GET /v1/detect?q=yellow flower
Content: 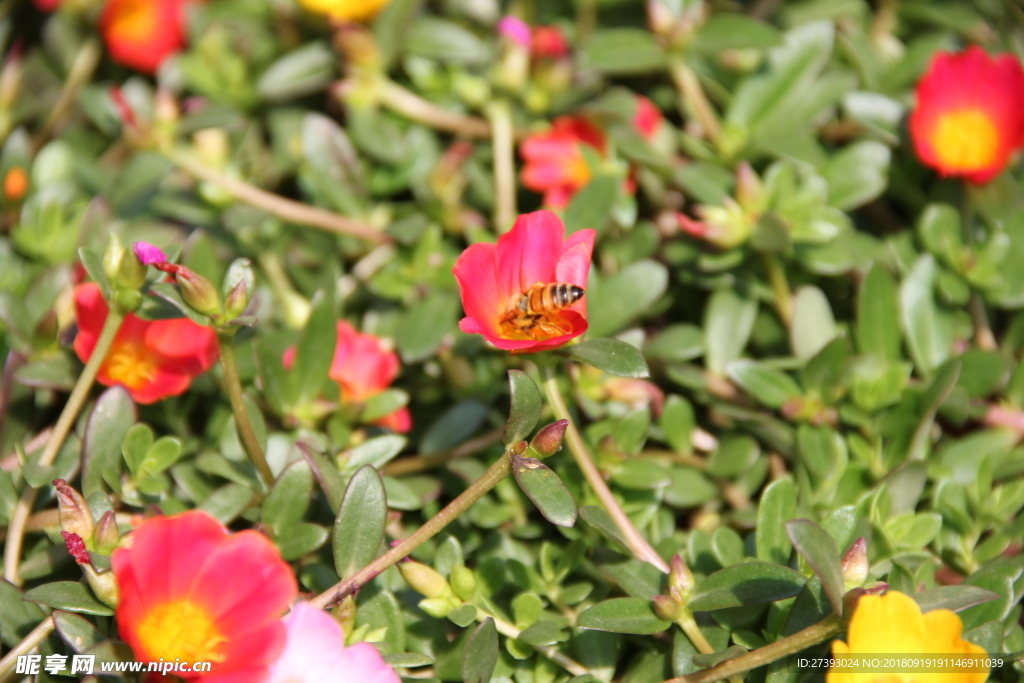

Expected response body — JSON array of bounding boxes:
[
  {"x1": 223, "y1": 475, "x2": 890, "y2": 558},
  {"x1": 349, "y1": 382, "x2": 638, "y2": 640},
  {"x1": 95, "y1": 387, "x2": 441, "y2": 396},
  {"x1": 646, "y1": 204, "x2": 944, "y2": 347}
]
[
  {"x1": 828, "y1": 591, "x2": 989, "y2": 683},
  {"x1": 295, "y1": 0, "x2": 389, "y2": 21}
]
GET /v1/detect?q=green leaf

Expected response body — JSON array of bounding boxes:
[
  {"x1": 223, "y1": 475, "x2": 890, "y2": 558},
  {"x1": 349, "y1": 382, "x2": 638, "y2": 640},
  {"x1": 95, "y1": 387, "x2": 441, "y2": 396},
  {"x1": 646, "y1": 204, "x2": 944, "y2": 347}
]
[
  {"x1": 705, "y1": 289, "x2": 757, "y2": 375},
  {"x1": 277, "y1": 522, "x2": 329, "y2": 561},
  {"x1": 518, "y1": 620, "x2": 567, "y2": 645},
  {"x1": 563, "y1": 339, "x2": 650, "y2": 378},
  {"x1": 374, "y1": 0, "x2": 421, "y2": 68},
  {"x1": 578, "y1": 598, "x2": 672, "y2": 634},
  {"x1": 917, "y1": 204, "x2": 963, "y2": 267},
  {"x1": 138, "y1": 437, "x2": 182, "y2": 477},
  {"x1": 78, "y1": 247, "x2": 111, "y2": 300},
  {"x1": 121, "y1": 424, "x2": 154, "y2": 476},
  {"x1": 912, "y1": 586, "x2": 1000, "y2": 613},
  {"x1": 586, "y1": 260, "x2": 669, "y2": 338},
  {"x1": 421, "y1": 400, "x2": 489, "y2": 454},
  {"x1": 907, "y1": 360, "x2": 961, "y2": 462},
  {"x1": 299, "y1": 441, "x2": 346, "y2": 512},
  {"x1": 791, "y1": 286, "x2": 837, "y2": 361},
  {"x1": 582, "y1": 29, "x2": 667, "y2": 75},
  {"x1": 596, "y1": 551, "x2": 664, "y2": 599},
  {"x1": 396, "y1": 291, "x2": 459, "y2": 363},
  {"x1": 645, "y1": 324, "x2": 704, "y2": 363},
  {"x1": 661, "y1": 395, "x2": 695, "y2": 454},
  {"x1": 580, "y1": 505, "x2": 631, "y2": 552},
  {"x1": 0, "y1": 580, "x2": 46, "y2": 647},
  {"x1": 384, "y1": 653, "x2": 434, "y2": 668},
  {"x1": 53, "y1": 610, "x2": 105, "y2": 653},
  {"x1": 688, "y1": 562, "x2": 806, "y2": 611},
  {"x1": 611, "y1": 460, "x2": 671, "y2": 490},
  {"x1": 262, "y1": 460, "x2": 314, "y2": 529},
  {"x1": 148, "y1": 282, "x2": 211, "y2": 326},
  {"x1": 690, "y1": 14, "x2": 784, "y2": 52},
  {"x1": 333, "y1": 465, "x2": 387, "y2": 579},
  {"x1": 462, "y1": 618, "x2": 499, "y2": 683},
  {"x1": 786, "y1": 519, "x2": 844, "y2": 615},
  {"x1": 83, "y1": 386, "x2": 136, "y2": 496},
  {"x1": 257, "y1": 42, "x2": 336, "y2": 103},
  {"x1": 347, "y1": 435, "x2": 407, "y2": 470},
  {"x1": 406, "y1": 16, "x2": 492, "y2": 65},
  {"x1": 900, "y1": 255, "x2": 951, "y2": 376},
  {"x1": 14, "y1": 355, "x2": 77, "y2": 391},
  {"x1": 822, "y1": 141, "x2": 891, "y2": 211},
  {"x1": 565, "y1": 176, "x2": 620, "y2": 236},
  {"x1": 291, "y1": 290, "x2": 336, "y2": 404},
  {"x1": 448, "y1": 604, "x2": 478, "y2": 628},
  {"x1": 361, "y1": 390, "x2": 410, "y2": 423},
  {"x1": 757, "y1": 479, "x2": 796, "y2": 565},
  {"x1": 726, "y1": 360, "x2": 802, "y2": 409},
  {"x1": 197, "y1": 483, "x2": 254, "y2": 524},
  {"x1": 512, "y1": 453, "x2": 578, "y2": 527},
  {"x1": 22, "y1": 581, "x2": 113, "y2": 616},
  {"x1": 707, "y1": 436, "x2": 760, "y2": 479},
  {"x1": 504, "y1": 370, "x2": 543, "y2": 445}
]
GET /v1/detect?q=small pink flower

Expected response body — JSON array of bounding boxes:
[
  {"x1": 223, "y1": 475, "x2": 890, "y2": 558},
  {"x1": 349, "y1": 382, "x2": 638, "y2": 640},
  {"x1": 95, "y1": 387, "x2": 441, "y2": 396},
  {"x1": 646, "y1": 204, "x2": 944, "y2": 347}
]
[
  {"x1": 634, "y1": 96, "x2": 663, "y2": 140},
  {"x1": 520, "y1": 117, "x2": 607, "y2": 208},
  {"x1": 497, "y1": 15, "x2": 532, "y2": 47},
  {"x1": 132, "y1": 241, "x2": 168, "y2": 266},
  {"x1": 266, "y1": 602, "x2": 400, "y2": 683},
  {"x1": 453, "y1": 211, "x2": 595, "y2": 353}
]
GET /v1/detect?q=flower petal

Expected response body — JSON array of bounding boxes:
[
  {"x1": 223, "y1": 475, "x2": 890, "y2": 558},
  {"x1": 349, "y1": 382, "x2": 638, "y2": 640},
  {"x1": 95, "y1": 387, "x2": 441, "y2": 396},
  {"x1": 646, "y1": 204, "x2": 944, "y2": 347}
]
[
  {"x1": 495, "y1": 211, "x2": 564, "y2": 301},
  {"x1": 453, "y1": 241, "x2": 504, "y2": 326}
]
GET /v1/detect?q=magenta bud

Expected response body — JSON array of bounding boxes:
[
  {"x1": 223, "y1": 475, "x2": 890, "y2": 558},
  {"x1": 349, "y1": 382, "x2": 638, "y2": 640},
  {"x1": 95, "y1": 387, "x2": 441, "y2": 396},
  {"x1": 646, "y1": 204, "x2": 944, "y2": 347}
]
[
  {"x1": 530, "y1": 420, "x2": 569, "y2": 457},
  {"x1": 132, "y1": 241, "x2": 167, "y2": 266},
  {"x1": 62, "y1": 531, "x2": 91, "y2": 566},
  {"x1": 497, "y1": 15, "x2": 532, "y2": 46}
]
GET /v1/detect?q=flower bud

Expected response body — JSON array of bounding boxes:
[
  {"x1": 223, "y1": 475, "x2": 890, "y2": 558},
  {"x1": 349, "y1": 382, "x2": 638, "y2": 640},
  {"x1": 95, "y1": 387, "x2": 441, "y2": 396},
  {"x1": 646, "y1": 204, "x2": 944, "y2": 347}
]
[
  {"x1": 93, "y1": 510, "x2": 120, "y2": 554},
  {"x1": 735, "y1": 162, "x2": 764, "y2": 212},
  {"x1": 418, "y1": 597, "x2": 456, "y2": 619},
  {"x1": 398, "y1": 560, "x2": 450, "y2": 599},
  {"x1": 102, "y1": 233, "x2": 127, "y2": 285},
  {"x1": 842, "y1": 537, "x2": 869, "y2": 589},
  {"x1": 331, "y1": 595, "x2": 357, "y2": 637},
  {"x1": 155, "y1": 263, "x2": 221, "y2": 317},
  {"x1": 62, "y1": 531, "x2": 91, "y2": 565},
  {"x1": 222, "y1": 258, "x2": 254, "y2": 320},
  {"x1": 669, "y1": 554, "x2": 695, "y2": 601},
  {"x1": 450, "y1": 564, "x2": 477, "y2": 602},
  {"x1": 82, "y1": 564, "x2": 119, "y2": 608},
  {"x1": 647, "y1": 0, "x2": 677, "y2": 38},
  {"x1": 530, "y1": 420, "x2": 569, "y2": 458},
  {"x1": 653, "y1": 594, "x2": 684, "y2": 621},
  {"x1": 54, "y1": 479, "x2": 94, "y2": 541}
]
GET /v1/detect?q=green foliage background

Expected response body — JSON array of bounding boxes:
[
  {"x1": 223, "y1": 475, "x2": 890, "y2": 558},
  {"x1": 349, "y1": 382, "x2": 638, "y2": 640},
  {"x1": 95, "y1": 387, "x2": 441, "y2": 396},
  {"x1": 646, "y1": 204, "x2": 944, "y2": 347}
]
[{"x1": 1, "y1": 0, "x2": 1024, "y2": 681}]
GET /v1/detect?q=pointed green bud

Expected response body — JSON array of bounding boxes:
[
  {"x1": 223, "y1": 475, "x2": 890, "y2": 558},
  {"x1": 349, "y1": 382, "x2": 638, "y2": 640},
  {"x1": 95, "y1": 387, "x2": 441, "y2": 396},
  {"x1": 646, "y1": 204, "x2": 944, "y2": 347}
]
[
  {"x1": 418, "y1": 597, "x2": 455, "y2": 619},
  {"x1": 54, "y1": 479, "x2": 94, "y2": 541},
  {"x1": 841, "y1": 538, "x2": 869, "y2": 590},
  {"x1": 652, "y1": 594, "x2": 684, "y2": 621},
  {"x1": 102, "y1": 233, "x2": 126, "y2": 284},
  {"x1": 222, "y1": 258, "x2": 254, "y2": 320},
  {"x1": 398, "y1": 560, "x2": 450, "y2": 599},
  {"x1": 451, "y1": 564, "x2": 477, "y2": 602},
  {"x1": 93, "y1": 510, "x2": 120, "y2": 555},
  {"x1": 155, "y1": 264, "x2": 221, "y2": 316},
  {"x1": 669, "y1": 554, "x2": 695, "y2": 602},
  {"x1": 530, "y1": 420, "x2": 569, "y2": 458}
]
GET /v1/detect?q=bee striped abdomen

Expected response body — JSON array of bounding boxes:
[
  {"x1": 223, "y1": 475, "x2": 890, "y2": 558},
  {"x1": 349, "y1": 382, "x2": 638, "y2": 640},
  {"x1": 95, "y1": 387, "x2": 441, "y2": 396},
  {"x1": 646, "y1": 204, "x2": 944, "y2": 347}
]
[{"x1": 502, "y1": 283, "x2": 585, "y2": 340}]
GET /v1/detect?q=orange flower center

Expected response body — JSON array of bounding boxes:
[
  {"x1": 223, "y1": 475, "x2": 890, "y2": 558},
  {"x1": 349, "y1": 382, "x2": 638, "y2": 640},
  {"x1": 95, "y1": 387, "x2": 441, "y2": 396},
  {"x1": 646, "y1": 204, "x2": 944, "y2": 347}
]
[
  {"x1": 565, "y1": 150, "x2": 592, "y2": 188},
  {"x1": 135, "y1": 599, "x2": 228, "y2": 663},
  {"x1": 4, "y1": 167, "x2": 28, "y2": 201},
  {"x1": 107, "y1": 0, "x2": 158, "y2": 42},
  {"x1": 932, "y1": 109, "x2": 1000, "y2": 171},
  {"x1": 104, "y1": 342, "x2": 158, "y2": 390}
]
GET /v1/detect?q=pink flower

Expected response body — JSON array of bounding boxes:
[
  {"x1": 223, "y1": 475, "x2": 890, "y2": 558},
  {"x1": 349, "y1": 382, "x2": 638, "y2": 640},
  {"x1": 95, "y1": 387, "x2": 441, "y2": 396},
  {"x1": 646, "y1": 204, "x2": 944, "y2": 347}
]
[
  {"x1": 453, "y1": 211, "x2": 595, "y2": 353},
  {"x1": 283, "y1": 321, "x2": 411, "y2": 433},
  {"x1": 266, "y1": 603, "x2": 400, "y2": 683},
  {"x1": 497, "y1": 15, "x2": 532, "y2": 47},
  {"x1": 520, "y1": 117, "x2": 607, "y2": 208},
  {"x1": 132, "y1": 241, "x2": 168, "y2": 266},
  {"x1": 634, "y1": 96, "x2": 663, "y2": 140}
]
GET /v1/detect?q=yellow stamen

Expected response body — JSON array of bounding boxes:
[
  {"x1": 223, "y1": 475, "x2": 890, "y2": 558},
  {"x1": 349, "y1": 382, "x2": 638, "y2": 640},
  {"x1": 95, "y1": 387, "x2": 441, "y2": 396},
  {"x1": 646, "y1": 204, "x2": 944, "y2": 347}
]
[
  {"x1": 932, "y1": 109, "x2": 1000, "y2": 172},
  {"x1": 103, "y1": 342, "x2": 158, "y2": 390},
  {"x1": 108, "y1": 0, "x2": 158, "y2": 42},
  {"x1": 136, "y1": 599, "x2": 228, "y2": 663}
]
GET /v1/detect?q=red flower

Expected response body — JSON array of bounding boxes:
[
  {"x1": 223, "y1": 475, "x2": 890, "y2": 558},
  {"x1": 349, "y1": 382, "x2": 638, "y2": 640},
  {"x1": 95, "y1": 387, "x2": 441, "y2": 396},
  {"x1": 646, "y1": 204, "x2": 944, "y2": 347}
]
[
  {"x1": 73, "y1": 283, "x2": 219, "y2": 404},
  {"x1": 634, "y1": 96, "x2": 663, "y2": 140},
  {"x1": 532, "y1": 26, "x2": 570, "y2": 59},
  {"x1": 453, "y1": 210, "x2": 595, "y2": 353},
  {"x1": 112, "y1": 511, "x2": 297, "y2": 681},
  {"x1": 100, "y1": 0, "x2": 193, "y2": 74},
  {"x1": 283, "y1": 321, "x2": 411, "y2": 433},
  {"x1": 521, "y1": 117, "x2": 607, "y2": 208},
  {"x1": 910, "y1": 46, "x2": 1024, "y2": 184}
]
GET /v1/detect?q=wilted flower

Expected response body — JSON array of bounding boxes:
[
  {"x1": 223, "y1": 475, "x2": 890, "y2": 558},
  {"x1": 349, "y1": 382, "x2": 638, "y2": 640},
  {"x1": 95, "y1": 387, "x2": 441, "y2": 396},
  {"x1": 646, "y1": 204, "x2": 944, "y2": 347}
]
[
  {"x1": 827, "y1": 591, "x2": 988, "y2": 683},
  {"x1": 453, "y1": 210, "x2": 595, "y2": 353},
  {"x1": 74, "y1": 283, "x2": 219, "y2": 404},
  {"x1": 100, "y1": 0, "x2": 194, "y2": 74},
  {"x1": 296, "y1": 0, "x2": 390, "y2": 21},
  {"x1": 266, "y1": 603, "x2": 399, "y2": 683},
  {"x1": 284, "y1": 321, "x2": 411, "y2": 433},
  {"x1": 113, "y1": 511, "x2": 297, "y2": 679},
  {"x1": 521, "y1": 117, "x2": 607, "y2": 208},
  {"x1": 909, "y1": 46, "x2": 1024, "y2": 184}
]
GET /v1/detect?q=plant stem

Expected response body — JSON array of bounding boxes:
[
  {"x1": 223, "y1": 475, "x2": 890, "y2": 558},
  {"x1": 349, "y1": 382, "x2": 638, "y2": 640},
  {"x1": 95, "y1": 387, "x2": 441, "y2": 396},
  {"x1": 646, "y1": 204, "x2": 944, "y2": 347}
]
[
  {"x1": 541, "y1": 365, "x2": 669, "y2": 573},
  {"x1": 762, "y1": 253, "x2": 793, "y2": 328},
  {"x1": 311, "y1": 452, "x2": 513, "y2": 609},
  {"x1": 378, "y1": 79, "x2": 493, "y2": 138},
  {"x1": 382, "y1": 428, "x2": 503, "y2": 477},
  {"x1": 669, "y1": 56, "x2": 721, "y2": 146},
  {"x1": 164, "y1": 149, "x2": 390, "y2": 244},
  {"x1": 32, "y1": 39, "x2": 101, "y2": 154},
  {"x1": 487, "y1": 99, "x2": 517, "y2": 233},
  {"x1": 961, "y1": 195, "x2": 997, "y2": 351},
  {"x1": 2, "y1": 309, "x2": 125, "y2": 586},
  {"x1": 0, "y1": 616, "x2": 55, "y2": 683},
  {"x1": 217, "y1": 334, "x2": 275, "y2": 490},
  {"x1": 660, "y1": 615, "x2": 844, "y2": 683},
  {"x1": 677, "y1": 612, "x2": 716, "y2": 654},
  {"x1": 480, "y1": 608, "x2": 589, "y2": 676}
]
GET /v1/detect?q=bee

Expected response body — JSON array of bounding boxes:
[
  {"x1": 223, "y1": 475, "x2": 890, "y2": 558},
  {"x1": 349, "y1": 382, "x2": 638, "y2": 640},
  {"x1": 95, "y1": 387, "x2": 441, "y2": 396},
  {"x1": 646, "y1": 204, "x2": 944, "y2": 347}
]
[{"x1": 499, "y1": 282, "x2": 585, "y2": 340}]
